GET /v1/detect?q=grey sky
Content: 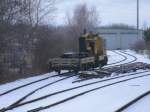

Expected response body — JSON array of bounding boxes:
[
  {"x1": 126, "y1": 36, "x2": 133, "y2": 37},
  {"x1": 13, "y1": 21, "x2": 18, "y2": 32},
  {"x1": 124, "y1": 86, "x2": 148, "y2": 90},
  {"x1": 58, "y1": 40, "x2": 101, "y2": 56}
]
[{"x1": 54, "y1": 0, "x2": 150, "y2": 28}]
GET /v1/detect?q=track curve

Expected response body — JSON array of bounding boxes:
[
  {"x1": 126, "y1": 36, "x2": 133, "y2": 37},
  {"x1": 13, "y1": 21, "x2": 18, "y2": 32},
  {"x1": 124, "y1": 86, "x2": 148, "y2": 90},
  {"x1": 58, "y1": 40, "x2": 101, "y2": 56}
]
[
  {"x1": 27, "y1": 73, "x2": 150, "y2": 112},
  {"x1": 104, "y1": 51, "x2": 137, "y2": 69},
  {"x1": 107, "y1": 51, "x2": 128, "y2": 66},
  {"x1": 0, "y1": 72, "x2": 71, "y2": 97},
  {"x1": 1, "y1": 70, "x2": 150, "y2": 112},
  {"x1": 0, "y1": 50, "x2": 144, "y2": 112}
]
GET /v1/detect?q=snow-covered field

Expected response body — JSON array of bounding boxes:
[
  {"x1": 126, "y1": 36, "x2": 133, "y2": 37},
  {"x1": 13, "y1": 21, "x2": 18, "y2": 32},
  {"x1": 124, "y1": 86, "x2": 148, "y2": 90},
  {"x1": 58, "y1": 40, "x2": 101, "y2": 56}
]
[{"x1": 0, "y1": 50, "x2": 150, "y2": 112}]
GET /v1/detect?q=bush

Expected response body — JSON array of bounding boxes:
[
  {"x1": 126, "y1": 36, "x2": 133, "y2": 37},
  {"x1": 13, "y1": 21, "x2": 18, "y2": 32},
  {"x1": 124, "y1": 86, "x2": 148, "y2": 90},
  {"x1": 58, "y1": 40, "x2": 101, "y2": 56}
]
[{"x1": 131, "y1": 40, "x2": 147, "y2": 53}]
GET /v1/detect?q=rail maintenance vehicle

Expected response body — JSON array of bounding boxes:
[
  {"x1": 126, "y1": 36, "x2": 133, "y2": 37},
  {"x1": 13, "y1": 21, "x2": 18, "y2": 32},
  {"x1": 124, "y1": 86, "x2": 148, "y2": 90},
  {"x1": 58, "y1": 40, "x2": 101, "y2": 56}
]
[{"x1": 49, "y1": 31, "x2": 108, "y2": 74}]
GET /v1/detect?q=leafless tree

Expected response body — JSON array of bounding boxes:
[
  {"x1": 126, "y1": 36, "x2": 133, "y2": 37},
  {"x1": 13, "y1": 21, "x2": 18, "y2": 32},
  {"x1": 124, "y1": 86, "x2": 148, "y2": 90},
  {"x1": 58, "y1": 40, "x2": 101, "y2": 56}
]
[
  {"x1": 66, "y1": 3, "x2": 100, "y2": 51},
  {"x1": 0, "y1": 0, "x2": 56, "y2": 83},
  {"x1": 131, "y1": 40, "x2": 147, "y2": 52},
  {"x1": 18, "y1": 0, "x2": 55, "y2": 26},
  {"x1": 0, "y1": 0, "x2": 22, "y2": 24}
]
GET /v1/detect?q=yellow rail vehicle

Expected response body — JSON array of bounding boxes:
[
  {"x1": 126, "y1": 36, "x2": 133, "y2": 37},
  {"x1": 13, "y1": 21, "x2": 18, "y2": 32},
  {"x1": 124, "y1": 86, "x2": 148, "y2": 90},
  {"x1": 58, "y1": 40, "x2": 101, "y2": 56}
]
[{"x1": 49, "y1": 32, "x2": 108, "y2": 74}]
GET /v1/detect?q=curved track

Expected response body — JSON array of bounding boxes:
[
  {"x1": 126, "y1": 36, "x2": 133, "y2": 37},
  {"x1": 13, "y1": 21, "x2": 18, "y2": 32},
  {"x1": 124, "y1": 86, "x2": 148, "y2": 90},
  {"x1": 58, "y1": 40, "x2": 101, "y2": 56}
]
[
  {"x1": 0, "y1": 74, "x2": 75, "y2": 111},
  {"x1": 1, "y1": 70, "x2": 150, "y2": 112},
  {"x1": 74, "y1": 51, "x2": 138, "y2": 83},
  {"x1": 27, "y1": 72, "x2": 150, "y2": 112},
  {"x1": 115, "y1": 90, "x2": 150, "y2": 112},
  {"x1": 107, "y1": 51, "x2": 128, "y2": 66},
  {"x1": 0, "y1": 72, "x2": 71, "y2": 97},
  {"x1": 0, "y1": 50, "x2": 134, "y2": 97},
  {"x1": 104, "y1": 51, "x2": 137, "y2": 69},
  {"x1": 119, "y1": 50, "x2": 137, "y2": 64},
  {"x1": 0, "y1": 50, "x2": 129, "y2": 97},
  {"x1": 0, "y1": 50, "x2": 143, "y2": 112}
]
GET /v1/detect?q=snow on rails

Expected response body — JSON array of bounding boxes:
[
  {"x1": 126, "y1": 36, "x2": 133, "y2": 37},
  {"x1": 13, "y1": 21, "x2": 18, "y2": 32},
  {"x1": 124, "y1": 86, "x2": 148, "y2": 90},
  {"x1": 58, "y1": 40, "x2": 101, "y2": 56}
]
[{"x1": 0, "y1": 51, "x2": 150, "y2": 112}]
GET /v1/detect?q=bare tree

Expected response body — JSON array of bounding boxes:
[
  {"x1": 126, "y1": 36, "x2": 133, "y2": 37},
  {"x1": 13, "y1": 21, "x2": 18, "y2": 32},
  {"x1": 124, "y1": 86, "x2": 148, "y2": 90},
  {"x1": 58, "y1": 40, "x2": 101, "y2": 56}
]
[
  {"x1": 0, "y1": 0, "x2": 56, "y2": 83},
  {"x1": 66, "y1": 4, "x2": 100, "y2": 51},
  {"x1": 131, "y1": 40, "x2": 146, "y2": 52},
  {"x1": 18, "y1": 0, "x2": 55, "y2": 26},
  {"x1": 0, "y1": 0, "x2": 22, "y2": 24}
]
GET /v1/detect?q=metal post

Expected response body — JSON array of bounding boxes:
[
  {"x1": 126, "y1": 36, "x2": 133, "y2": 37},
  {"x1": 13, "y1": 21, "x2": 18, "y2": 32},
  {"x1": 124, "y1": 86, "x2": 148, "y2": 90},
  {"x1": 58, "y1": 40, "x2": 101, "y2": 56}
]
[
  {"x1": 137, "y1": 0, "x2": 139, "y2": 39},
  {"x1": 119, "y1": 33, "x2": 121, "y2": 49}
]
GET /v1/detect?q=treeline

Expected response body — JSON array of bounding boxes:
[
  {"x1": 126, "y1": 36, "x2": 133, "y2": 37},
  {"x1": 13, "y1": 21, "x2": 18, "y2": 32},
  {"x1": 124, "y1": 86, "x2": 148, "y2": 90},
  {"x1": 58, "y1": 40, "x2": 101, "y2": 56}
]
[
  {"x1": 0, "y1": 0, "x2": 56, "y2": 83},
  {"x1": 0, "y1": 1, "x2": 99, "y2": 83}
]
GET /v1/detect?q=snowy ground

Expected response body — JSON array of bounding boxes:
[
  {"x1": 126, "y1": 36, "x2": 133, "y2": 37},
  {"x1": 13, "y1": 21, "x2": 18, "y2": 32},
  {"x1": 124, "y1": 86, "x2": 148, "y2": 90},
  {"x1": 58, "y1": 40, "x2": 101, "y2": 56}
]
[
  {"x1": 0, "y1": 50, "x2": 150, "y2": 112},
  {"x1": 123, "y1": 94, "x2": 150, "y2": 112}
]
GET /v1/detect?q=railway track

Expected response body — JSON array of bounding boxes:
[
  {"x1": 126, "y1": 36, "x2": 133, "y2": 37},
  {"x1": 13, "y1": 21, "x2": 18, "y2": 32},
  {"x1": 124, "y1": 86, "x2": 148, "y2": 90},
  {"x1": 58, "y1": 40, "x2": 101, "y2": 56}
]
[
  {"x1": 73, "y1": 51, "x2": 138, "y2": 83},
  {"x1": 1, "y1": 74, "x2": 75, "y2": 111},
  {"x1": 0, "y1": 50, "x2": 145, "y2": 112},
  {"x1": 119, "y1": 50, "x2": 137, "y2": 64},
  {"x1": 106, "y1": 51, "x2": 127, "y2": 66},
  {"x1": 0, "y1": 50, "x2": 131, "y2": 97},
  {"x1": 0, "y1": 51, "x2": 129, "y2": 108},
  {"x1": 1, "y1": 70, "x2": 150, "y2": 112},
  {"x1": 0, "y1": 72, "x2": 71, "y2": 97},
  {"x1": 27, "y1": 72, "x2": 150, "y2": 112},
  {"x1": 115, "y1": 90, "x2": 150, "y2": 112},
  {"x1": 0, "y1": 50, "x2": 128, "y2": 96},
  {"x1": 104, "y1": 51, "x2": 137, "y2": 69}
]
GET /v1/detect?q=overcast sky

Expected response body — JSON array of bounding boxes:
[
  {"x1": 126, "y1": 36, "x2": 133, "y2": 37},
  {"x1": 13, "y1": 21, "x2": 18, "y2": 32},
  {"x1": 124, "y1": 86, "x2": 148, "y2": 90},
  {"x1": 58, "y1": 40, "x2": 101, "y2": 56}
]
[{"x1": 54, "y1": 0, "x2": 150, "y2": 28}]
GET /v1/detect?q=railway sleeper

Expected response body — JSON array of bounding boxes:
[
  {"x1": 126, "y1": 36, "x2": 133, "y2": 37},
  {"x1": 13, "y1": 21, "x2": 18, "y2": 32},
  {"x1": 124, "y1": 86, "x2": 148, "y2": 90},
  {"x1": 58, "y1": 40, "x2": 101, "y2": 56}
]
[
  {"x1": 105, "y1": 62, "x2": 150, "y2": 74},
  {"x1": 78, "y1": 62, "x2": 150, "y2": 78}
]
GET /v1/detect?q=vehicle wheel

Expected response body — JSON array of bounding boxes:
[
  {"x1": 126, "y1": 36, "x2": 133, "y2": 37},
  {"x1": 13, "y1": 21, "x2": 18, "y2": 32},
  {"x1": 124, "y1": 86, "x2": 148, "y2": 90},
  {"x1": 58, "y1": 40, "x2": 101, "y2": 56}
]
[
  {"x1": 99, "y1": 64, "x2": 102, "y2": 69},
  {"x1": 56, "y1": 70, "x2": 61, "y2": 75},
  {"x1": 74, "y1": 68, "x2": 79, "y2": 74},
  {"x1": 49, "y1": 63, "x2": 52, "y2": 71},
  {"x1": 104, "y1": 56, "x2": 108, "y2": 65}
]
